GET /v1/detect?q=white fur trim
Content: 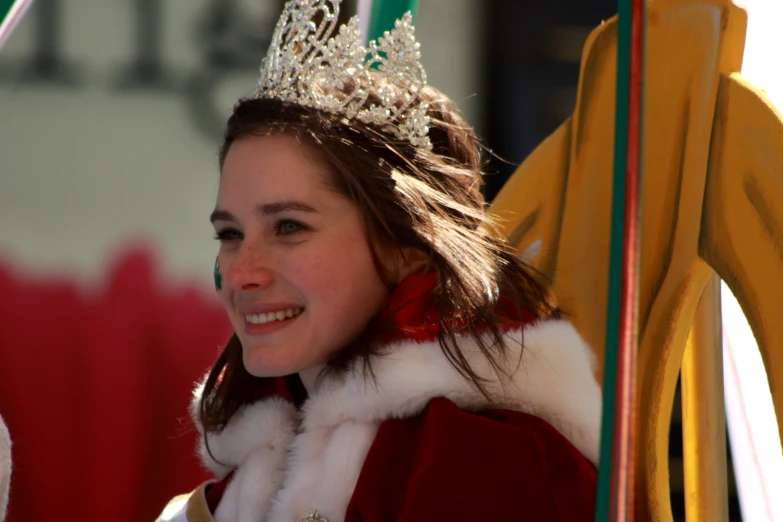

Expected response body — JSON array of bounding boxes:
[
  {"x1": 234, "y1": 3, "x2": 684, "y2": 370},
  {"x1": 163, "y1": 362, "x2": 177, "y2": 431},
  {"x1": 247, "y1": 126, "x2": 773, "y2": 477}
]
[
  {"x1": 189, "y1": 380, "x2": 298, "y2": 479},
  {"x1": 304, "y1": 319, "x2": 602, "y2": 465},
  {"x1": 191, "y1": 387, "x2": 298, "y2": 522},
  {"x1": 215, "y1": 441, "x2": 295, "y2": 522},
  {"x1": 267, "y1": 421, "x2": 379, "y2": 522}
]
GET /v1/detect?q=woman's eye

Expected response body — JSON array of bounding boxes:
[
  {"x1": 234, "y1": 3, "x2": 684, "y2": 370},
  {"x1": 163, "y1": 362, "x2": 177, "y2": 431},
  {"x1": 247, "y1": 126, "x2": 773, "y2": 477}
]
[
  {"x1": 214, "y1": 229, "x2": 242, "y2": 241},
  {"x1": 276, "y1": 220, "x2": 306, "y2": 235}
]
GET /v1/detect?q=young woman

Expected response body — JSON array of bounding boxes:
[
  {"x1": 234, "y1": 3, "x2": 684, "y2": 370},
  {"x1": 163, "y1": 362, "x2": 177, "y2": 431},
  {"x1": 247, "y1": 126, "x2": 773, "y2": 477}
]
[{"x1": 158, "y1": 2, "x2": 601, "y2": 521}]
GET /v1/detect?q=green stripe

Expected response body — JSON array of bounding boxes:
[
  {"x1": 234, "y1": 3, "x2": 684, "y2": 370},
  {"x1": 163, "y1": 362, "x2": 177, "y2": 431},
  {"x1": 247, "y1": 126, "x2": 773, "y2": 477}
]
[
  {"x1": 1, "y1": 0, "x2": 18, "y2": 27},
  {"x1": 595, "y1": 0, "x2": 633, "y2": 520},
  {"x1": 367, "y1": 0, "x2": 420, "y2": 43}
]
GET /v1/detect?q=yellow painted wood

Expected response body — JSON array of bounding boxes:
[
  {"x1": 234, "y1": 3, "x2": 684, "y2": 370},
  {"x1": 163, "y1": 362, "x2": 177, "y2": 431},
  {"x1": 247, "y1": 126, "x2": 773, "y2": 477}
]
[
  {"x1": 490, "y1": 118, "x2": 571, "y2": 286},
  {"x1": 700, "y1": 72, "x2": 783, "y2": 445},
  {"x1": 680, "y1": 274, "x2": 729, "y2": 522},
  {"x1": 485, "y1": 0, "x2": 783, "y2": 520}
]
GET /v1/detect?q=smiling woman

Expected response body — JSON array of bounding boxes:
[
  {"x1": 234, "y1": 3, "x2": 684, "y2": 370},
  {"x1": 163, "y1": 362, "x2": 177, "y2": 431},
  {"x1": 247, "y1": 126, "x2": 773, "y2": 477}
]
[
  {"x1": 156, "y1": 1, "x2": 601, "y2": 521},
  {"x1": 212, "y1": 133, "x2": 408, "y2": 386}
]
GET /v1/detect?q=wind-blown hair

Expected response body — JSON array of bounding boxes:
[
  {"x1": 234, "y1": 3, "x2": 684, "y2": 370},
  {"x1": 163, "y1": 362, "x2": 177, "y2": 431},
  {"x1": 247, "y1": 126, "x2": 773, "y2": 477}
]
[{"x1": 199, "y1": 82, "x2": 555, "y2": 434}]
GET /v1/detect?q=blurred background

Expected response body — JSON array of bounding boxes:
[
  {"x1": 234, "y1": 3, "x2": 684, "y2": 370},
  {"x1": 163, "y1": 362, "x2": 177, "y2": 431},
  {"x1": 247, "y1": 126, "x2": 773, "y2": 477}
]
[
  {"x1": 0, "y1": 0, "x2": 621, "y2": 279},
  {"x1": 1, "y1": 0, "x2": 780, "y2": 520}
]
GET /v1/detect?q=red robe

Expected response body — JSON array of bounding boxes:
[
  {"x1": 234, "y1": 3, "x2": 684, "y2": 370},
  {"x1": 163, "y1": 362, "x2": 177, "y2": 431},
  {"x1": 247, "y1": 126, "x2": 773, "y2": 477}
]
[{"x1": 158, "y1": 273, "x2": 600, "y2": 521}]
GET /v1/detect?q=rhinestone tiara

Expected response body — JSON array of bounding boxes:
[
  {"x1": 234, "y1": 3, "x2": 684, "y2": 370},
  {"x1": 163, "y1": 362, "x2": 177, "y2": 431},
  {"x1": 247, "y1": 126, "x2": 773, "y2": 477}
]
[{"x1": 254, "y1": 0, "x2": 432, "y2": 150}]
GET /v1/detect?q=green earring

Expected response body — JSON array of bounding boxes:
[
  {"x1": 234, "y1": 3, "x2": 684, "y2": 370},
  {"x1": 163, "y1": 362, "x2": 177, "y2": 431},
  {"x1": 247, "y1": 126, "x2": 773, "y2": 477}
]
[{"x1": 214, "y1": 258, "x2": 222, "y2": 290}]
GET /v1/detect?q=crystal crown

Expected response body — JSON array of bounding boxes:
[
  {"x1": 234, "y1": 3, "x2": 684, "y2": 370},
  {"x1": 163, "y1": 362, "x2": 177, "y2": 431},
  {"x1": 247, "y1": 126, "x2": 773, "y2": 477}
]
[{"x1": 254, "y1": 0, "x2": 432, "y2": 150}]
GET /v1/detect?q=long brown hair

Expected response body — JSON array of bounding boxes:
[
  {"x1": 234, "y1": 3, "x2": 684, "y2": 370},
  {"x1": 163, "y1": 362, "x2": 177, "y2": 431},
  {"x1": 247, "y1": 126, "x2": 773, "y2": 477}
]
[{"x1": 200, "y1": 83, "x2": 555, "y2": 434}]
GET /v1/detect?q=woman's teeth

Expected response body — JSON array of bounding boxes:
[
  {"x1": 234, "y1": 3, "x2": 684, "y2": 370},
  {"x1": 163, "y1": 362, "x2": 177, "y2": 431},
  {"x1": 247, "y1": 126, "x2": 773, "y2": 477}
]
[{"x1": 245, "y1": 308, "x2": 303, "y2": 325}]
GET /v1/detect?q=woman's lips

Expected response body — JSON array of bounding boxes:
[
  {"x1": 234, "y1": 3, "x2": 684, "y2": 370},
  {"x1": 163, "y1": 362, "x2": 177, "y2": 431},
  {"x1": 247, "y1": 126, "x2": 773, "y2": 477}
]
[{"x1": 243, "y1": 309, "x2": 303, "y2": 336}]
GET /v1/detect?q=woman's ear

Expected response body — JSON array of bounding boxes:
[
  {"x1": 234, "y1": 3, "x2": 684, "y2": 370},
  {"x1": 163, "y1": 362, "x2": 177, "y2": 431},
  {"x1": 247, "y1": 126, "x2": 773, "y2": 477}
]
[{"x1": 393, "y1": 247, "x2": 429, "y2": 283}]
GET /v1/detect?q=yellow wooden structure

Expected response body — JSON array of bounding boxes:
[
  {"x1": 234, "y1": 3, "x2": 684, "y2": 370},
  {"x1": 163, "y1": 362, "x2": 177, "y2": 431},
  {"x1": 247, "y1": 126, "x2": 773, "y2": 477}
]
[{"x1": 488, "y1": 0, "x2": 783, "y2": 520}]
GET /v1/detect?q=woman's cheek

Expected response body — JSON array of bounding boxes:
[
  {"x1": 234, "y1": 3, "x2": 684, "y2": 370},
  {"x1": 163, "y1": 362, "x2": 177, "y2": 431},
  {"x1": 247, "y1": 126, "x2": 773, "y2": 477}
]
[{"x1": 287, "y1": 246, "x2": 333, "y2": 286}]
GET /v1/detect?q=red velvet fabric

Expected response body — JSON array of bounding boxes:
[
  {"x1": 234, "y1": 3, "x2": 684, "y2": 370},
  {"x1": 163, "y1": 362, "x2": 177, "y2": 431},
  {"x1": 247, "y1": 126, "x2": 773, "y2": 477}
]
[
  {"x1": 371, "y1": 271, "x2": 537, "y2": 344},
  {"x1": 0, "y1": 249, "x2": 232, "y2": 522},
  {"x1": 347, "y1": 398, "x2": 596, "y2": 521}
]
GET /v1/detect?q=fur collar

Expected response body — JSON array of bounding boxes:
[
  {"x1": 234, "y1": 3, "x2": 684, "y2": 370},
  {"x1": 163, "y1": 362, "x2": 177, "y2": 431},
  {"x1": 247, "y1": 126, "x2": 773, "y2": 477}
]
[
  {"x1": 301, "y1": 319, "x2": 601, "y2": 462},
  {"x1": 189, "y1": 319, "x2": 601, "y2": 522}
]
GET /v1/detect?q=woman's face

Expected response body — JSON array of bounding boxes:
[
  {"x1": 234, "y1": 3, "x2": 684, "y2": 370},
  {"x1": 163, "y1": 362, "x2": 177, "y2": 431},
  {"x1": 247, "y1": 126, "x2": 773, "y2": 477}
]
[{"x1": 213, "y1": 133, "x2": 393, "y2": 379}]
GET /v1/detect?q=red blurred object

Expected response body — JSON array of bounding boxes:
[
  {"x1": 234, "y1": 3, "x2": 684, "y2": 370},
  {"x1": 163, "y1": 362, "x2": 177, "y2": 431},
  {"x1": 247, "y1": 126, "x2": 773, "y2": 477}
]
[{"x1": 0, "y1": 249, "x2": 232, "y2": 521}]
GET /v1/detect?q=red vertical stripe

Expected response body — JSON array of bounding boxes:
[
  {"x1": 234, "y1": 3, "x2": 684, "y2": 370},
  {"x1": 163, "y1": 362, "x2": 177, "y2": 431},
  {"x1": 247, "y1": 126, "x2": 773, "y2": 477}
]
[{"x1": 609, "y1": 0, "x2": 644, "y2": 520}]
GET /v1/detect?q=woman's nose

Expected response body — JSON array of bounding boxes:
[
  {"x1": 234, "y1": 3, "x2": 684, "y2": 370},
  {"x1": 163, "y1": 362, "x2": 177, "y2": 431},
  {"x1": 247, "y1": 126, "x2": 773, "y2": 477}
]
[{"x1": 226, "y1": 246, "x2": 275, "y2": 291}]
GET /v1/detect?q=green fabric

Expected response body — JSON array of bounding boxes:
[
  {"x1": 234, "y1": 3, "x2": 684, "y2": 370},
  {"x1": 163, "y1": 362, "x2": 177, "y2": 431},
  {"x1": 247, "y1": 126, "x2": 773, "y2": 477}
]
[
  {"x1": 0, "y1": 0, "x2": 26, "y2": 50},
  {"x1": 1, "y1": 0, "x2": 18, "y2": 27},
  {"x1": 595, "y1": 0, "x2": 633, "y2": 520},
  {"x1": 367, "y1": 0, "x2": 420, "y2": 43}
]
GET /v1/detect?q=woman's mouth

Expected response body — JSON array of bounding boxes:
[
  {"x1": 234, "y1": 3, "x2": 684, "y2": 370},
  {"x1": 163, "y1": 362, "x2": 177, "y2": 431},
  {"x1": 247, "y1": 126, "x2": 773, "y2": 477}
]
[
  {"x1": 245, "y1": 307, "x2": 304, "y2": 325},
  {"x1": 243, "y1": 307, "x2": 304, "y2": 336}
]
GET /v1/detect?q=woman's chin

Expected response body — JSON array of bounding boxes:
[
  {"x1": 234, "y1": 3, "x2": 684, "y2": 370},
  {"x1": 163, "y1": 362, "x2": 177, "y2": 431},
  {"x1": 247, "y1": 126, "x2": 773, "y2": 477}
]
[{"x1": 241, "y1": 343, "x2": 305, "y2": 378}]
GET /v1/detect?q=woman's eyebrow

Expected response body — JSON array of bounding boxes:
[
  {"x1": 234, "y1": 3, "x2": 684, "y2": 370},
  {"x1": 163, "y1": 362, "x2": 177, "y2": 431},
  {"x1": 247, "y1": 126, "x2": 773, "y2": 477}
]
[
  {"x1": 210, "y1": 201, "x2": 318, "y2": 224},
  {"x1": 257, "y1": 201, "x2": 318, "y2": 215},
  {"x1": 209, "y1": 209, "x2": 235, "y2": 223}
]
